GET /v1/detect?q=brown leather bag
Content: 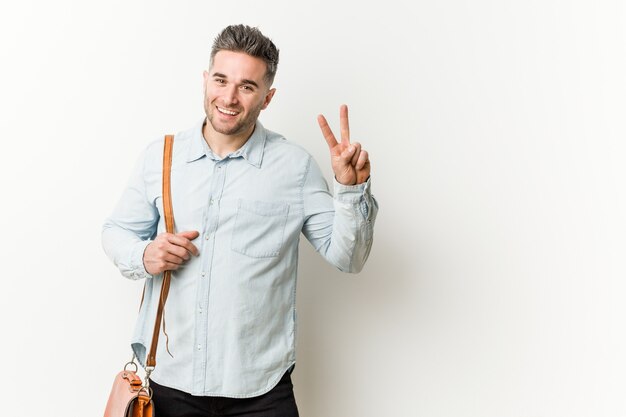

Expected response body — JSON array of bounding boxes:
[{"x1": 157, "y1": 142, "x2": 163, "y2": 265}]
[
  {"x1": 104, "y1": 135, "x2": 176, "y2": 417},
  {"x1": 104, "y1": 366, "x2": 154, "y2": 417}
]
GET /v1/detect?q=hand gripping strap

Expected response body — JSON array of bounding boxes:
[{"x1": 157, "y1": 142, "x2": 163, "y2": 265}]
[{"x1": 146, "y1": 135, "x2": 175, "y2": 368}]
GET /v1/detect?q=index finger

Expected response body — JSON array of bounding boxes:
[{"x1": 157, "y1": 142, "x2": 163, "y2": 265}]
[
  {"x1": 340, "y1": 104, "x2": 350, "y2": 146},
  {"x1": 168, "y1": 234, "x2": 199, "y2": 256},
  {"x1": 317, "y1": 114, "x2": 339, "y2": 149}
]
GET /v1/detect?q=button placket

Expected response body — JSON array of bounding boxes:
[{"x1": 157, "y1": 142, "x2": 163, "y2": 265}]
[{"x1": 193, "y1": 159, "x2": 228, "y2": 391}]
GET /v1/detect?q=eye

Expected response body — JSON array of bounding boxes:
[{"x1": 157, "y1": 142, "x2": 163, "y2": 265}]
[
  {"x1": 240, "y1": 85, "x2": 254, "y2": 92},
  {"x1": 214, "y1": 78, "x2": 226, "y2": 84}
]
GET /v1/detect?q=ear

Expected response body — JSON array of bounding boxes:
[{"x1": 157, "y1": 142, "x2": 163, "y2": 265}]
[
  {"x1": 202, "y1": 70, "x2": 209, "y2": 90},
  {"x1": 261, "y1": 88, "x2": 276, "y2": 110}
]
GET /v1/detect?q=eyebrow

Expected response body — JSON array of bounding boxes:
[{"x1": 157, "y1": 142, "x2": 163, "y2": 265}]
[{"x1": 212, "y1": 72, "x2": 260, "y2": 88}]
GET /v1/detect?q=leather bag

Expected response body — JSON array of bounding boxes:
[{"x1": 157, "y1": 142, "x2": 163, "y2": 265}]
[
  {"x1": 103, "y1": 366, "x2": 153, "y2": 417},
  {"x1": 104, "y1": 135, "x2": 176, "y2": 417}
]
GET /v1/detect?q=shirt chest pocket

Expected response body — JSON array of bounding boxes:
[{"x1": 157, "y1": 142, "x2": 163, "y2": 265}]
[{"x1": 231, "y1": 199, "x2": 290, "y2": 258}]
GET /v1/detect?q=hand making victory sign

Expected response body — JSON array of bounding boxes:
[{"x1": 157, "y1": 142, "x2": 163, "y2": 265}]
[{"x1": 317, "y1": 104, "x2": 371, "y2": 186}]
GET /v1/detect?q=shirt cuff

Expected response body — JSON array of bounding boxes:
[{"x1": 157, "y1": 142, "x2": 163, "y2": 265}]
[
  {"x1": 333, "y1": 177, "x2": 372, "y2": 204},
  {"x1": 129, "y1": 240, "x2": 154, "y2": 280}
]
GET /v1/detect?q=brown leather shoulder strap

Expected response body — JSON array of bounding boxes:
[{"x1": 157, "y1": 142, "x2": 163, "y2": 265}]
[
  {"x1": 162, "y1": 135, "x2": 175, "y2": 235},
  {"x1": 146, "y1": 135, "x2": 175, "y2": 368}
]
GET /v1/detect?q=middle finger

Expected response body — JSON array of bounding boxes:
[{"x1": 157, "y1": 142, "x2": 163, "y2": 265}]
[{"x1": 340, "y1": 104, "x2": 350, "y2": 146}]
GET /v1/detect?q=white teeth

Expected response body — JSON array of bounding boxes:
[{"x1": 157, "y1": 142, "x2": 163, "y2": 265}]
[{"x1": 217, "y1": 107, "x2": 238, "y2": 116}]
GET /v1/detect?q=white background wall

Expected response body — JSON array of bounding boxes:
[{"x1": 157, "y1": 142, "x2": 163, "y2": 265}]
[{"x1": 1, "y1": 1, "x2": 624, "y2": 416}]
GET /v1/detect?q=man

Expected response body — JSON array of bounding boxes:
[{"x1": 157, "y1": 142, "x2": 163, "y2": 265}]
[{"x1": 102, "y1": 24, "x2": 377, "y2": 416}]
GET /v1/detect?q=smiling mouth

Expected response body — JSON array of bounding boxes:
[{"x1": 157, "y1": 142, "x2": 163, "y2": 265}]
[{"x1": 217, "y1": 106, "x2": 239, "y2": 116}]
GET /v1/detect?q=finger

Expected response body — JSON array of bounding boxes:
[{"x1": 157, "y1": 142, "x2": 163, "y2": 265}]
[
  {"x1": 162, "y1": 252, "x2": 186, "y2": 265},
  {"x1": 160, "y1": 261, "x2": 183, "y2": 272},
  {"x1": 176, "y1": 230, "x2": 200, "y2": 255},
  {"x1": 356, "y1": 149, "x2": 369, "y2": 170},
  {"x1": 350, "y1": 142, "x2": 361, "y2": 166},
  {"x1": 356, "y1": 163, "x2": 370, "y2": 184},
  {"x1": 163, "y1": 262, "x2": 180, "y2": 271},
  {"x1": 177, "y1": 230, "x2": 199, "y2": 240},
  {"x1": 169, "y1": 232, "x2": 197, "y2": 247},
  {"x1": 166, "y1": 243, "x2": 192, "y2": 261},
  {"x1": 340, "y1": 143, "x2": 357, "y2": 162},
  {"x1": 340, "y1": 104, "x2": 350, "y2": 146},
  {"x1": 317, "y1": 114, "x2": 338, "y2": 149},
  {"x1": 167, "y1": 235, "x2": 198, "y2": 258}
]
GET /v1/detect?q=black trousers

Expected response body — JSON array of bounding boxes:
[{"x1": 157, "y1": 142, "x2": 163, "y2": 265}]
[{"x1": 149, "y1": 370, "x2": 299, "y2": 417}]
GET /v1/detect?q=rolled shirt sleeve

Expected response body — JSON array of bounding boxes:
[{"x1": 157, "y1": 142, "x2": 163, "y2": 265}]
[
  {"x1": 301, "y1": 156, "x2": 378, "y2": 273},
  {"x1": 102, "y1": 149, "x2": 159, "y2": 280}
]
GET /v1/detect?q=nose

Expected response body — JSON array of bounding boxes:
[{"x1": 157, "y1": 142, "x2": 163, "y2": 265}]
[{"x1": 222, "y1": 84, "x2": 239, "y2": 106}]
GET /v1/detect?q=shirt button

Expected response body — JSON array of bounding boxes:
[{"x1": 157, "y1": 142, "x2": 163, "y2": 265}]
[
  {"x1": 201, "y1": 271, "x2": 206, "y2": 277},
  {"x1": 197, "y1": 344, "x2": 201, "y2": 350},
  {"x1": 205, "y1": 234, "x2": 209, "y2": 240}
]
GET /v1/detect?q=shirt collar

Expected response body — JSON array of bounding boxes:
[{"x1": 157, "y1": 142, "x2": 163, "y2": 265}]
[
  {"x1": 186, "y1": 119, "x2": 208, "y2": 163},
  {"x1": 187, "y1": 119, "x2": 266, "y2": 168}
]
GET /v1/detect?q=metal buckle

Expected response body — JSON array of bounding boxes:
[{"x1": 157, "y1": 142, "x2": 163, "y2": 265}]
[{"x1": 144, "y1": 366, "x2": 155, "y2": 389}]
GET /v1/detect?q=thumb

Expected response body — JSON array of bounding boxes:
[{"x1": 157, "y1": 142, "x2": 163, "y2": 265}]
[{"x1": 176, "y1": 230, "x2": 200, "y2": 240}]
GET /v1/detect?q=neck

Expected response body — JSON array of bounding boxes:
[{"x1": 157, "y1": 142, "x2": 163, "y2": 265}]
[{"x1": 202, "y1": 120, "x2": 256, "y2": 158}]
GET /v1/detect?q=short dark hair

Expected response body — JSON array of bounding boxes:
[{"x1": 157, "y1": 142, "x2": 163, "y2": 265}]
[{"x1": 210, "y1": 24, "x2": 280, "y2": 87}]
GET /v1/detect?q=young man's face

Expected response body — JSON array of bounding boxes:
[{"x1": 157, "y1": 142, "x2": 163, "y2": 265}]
[{"x1": 203, "y1": 50, "x2": 275, "y2": 138}]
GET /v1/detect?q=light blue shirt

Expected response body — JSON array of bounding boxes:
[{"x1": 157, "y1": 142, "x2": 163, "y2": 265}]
[{"x1": 102, "y1": 119, "x2": 378, "y2": 398}]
